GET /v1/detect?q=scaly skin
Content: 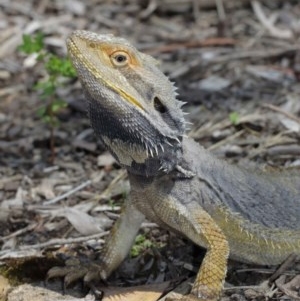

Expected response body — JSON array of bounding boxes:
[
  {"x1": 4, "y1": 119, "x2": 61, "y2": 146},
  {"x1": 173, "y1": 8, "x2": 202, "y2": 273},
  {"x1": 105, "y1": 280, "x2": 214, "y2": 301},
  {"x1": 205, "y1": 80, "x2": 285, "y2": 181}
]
[{"x1": 48, "y1": 30, "x2": 300, "y2": 301}]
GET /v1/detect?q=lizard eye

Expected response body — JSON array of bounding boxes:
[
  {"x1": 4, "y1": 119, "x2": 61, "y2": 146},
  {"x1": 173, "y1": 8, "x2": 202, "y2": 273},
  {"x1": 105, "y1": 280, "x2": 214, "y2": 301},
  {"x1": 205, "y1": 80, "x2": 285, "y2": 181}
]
[{"x1": 110, "y1": 51, "x2": 129, "y2": 67}]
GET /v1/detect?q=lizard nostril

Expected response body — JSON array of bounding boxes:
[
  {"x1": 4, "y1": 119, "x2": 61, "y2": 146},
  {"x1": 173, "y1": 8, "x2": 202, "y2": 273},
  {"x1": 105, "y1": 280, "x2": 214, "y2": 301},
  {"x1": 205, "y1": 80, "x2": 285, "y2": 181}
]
[{"x1": 153, "y1": 97, "x2": 167, "y2": 113}]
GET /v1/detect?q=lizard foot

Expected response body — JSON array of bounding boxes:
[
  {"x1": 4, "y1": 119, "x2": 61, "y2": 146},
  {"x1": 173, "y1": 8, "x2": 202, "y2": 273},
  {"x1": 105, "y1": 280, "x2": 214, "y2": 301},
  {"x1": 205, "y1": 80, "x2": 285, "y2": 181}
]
[{"x1": 46, "y1": 257, "x2": 103, "y2": 290}]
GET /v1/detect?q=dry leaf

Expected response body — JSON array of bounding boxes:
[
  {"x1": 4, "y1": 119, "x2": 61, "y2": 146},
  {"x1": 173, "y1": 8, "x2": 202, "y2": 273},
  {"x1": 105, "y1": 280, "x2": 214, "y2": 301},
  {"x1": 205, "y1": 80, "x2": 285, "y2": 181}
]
[
  {"x1": 196, "y1": 76, "x2": 231, "y2": 92},
  {"x1": 1, "y1": 237, "x2": 17, "y2": 251},
  {"x1": 64, "y1": 207, "x2": 111, "y2": 235},
  {"x1": 280, "y1": 117, "x2": 300, "y2": 132},
  {"x1": 276, "y1": 275, "x2": 300, "y2": 300},
  {"x1": 0, "y1": 187, "x2": 26, "y2": 221},
  {"x1": 31, "y1": 178, "x2": 57, "y2": 199}
]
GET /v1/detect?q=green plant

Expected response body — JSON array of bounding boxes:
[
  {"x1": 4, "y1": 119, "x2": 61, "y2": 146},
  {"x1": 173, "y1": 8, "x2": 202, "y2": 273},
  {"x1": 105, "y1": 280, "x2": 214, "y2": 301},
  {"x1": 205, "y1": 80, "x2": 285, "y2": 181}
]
[
  {"x1": 108, "y1": 199, "x2": 116, "y2": 210},
  {"x1": 18, "y1": 32, "x2": 76, "y2": 163},
  {"x1": 229, "y1": 111, "x2": 239, "y2": 125},
  {"x1": 130, "y1": 234, "x2": 154, "y2": 257}
]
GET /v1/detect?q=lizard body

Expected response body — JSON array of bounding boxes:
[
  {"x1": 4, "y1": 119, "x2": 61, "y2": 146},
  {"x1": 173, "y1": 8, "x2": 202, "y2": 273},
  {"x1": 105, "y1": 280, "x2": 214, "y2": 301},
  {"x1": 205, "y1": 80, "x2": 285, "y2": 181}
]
[{"x1": 52, "y1": 30, "x2": 300, "y2": 300}]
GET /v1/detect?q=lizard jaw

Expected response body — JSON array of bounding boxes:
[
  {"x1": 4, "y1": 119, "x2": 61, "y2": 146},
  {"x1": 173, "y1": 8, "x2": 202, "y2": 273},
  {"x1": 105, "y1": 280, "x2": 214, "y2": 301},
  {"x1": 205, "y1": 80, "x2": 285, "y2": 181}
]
[{"x1": 86, "y1": 86, "x2": 182, "y2": 169}]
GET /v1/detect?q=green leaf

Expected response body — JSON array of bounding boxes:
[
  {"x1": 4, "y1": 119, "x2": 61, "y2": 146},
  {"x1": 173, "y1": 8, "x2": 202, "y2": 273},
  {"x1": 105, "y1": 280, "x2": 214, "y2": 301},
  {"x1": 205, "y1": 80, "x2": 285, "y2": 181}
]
[
  {"x1": 229, "y1": 112, "x2": 239, "y2": 125},
  {"x1": 45, "y1": 55, "x2": 76, "y2": 78},
  {"x1": 108, "y1": 199, "x2": 116, "y2": 210},
  {"x1": 35, "y1": 81, "x2": 56, "y2": 97},
  {"x1": 41, "y1": 114, "x2": 59, "y2": 127},
  {"x1": 130, "y1": 234, "x2": 153, "y2": 257},
  {"x1": 60, "y1": 58, "x2": 77, "y2": 78},
  {"x1": 18, "y1": 32, "x2": 44, "y2": 54},
  {"x1": 19, "y1": 31, "x2": 75, "y2": 134},
  {"x1": 36, "y1": 106, "x2": 47, "y2": 117},
  {"x1": 50, "y1": 99, "x2": 67, "y2": 113},
  {"x1": 41, "y1": 115, "x2": 51, "y2": 124}
]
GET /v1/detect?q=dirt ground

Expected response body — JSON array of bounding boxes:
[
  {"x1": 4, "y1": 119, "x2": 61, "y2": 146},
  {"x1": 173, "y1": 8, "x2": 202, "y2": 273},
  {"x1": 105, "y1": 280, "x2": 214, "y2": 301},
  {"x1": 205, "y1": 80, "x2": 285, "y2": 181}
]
[{"x1": 0, "y1": 0, "x2": 300, "y2": 300}]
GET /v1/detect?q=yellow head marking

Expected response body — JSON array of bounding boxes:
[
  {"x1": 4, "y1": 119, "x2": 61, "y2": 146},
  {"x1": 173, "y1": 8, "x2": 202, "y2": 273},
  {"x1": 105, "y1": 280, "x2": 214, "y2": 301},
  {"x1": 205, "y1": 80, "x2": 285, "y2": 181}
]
[{"x1": 69, "y1": 37, "x2": 144, "y2": 111}]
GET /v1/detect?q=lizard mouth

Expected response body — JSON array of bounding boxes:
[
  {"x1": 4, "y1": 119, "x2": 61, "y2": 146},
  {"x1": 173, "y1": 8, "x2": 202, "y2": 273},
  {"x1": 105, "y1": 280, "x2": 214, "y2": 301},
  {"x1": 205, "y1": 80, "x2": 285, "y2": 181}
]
[{"x1": 66, "y1": 36, "x2": 145, "y2": 112}]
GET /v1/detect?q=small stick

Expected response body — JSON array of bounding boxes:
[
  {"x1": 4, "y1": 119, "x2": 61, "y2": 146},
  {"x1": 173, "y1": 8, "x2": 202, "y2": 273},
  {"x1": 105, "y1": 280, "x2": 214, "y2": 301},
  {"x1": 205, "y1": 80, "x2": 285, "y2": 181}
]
[
  {"x1": 262, "y1": 103, "x2": 300, "y2": 124},
  {"x1": 44, "y1": 180, "x2": 92, "y2": 205},
  {"x1": 0, "y1": 223, "x2": 37, "y2": 241},
  {"x1": 269, "y1": 254, "x2": 298, "y2": 283},
  {"x1": 0, "y1": 232, "x2": 109, "y2": 256},
  {"x1": 251, "y1": 1, "x2": 293, "y2": 39}
]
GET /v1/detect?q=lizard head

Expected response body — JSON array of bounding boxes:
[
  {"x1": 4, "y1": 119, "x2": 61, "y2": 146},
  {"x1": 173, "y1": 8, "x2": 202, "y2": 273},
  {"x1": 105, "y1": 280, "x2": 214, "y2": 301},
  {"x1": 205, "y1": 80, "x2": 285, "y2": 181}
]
[{"x1": 67, "y1": 30, "x2": 187, "y2": 174}]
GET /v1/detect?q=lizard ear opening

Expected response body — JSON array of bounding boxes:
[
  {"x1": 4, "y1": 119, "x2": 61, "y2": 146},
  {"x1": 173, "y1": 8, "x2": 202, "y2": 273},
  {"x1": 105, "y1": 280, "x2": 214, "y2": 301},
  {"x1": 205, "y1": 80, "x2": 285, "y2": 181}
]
[
  {"x1": 153, "y1": 96, "x2": 185, "y2": 136},
  {"x1": 153, "y1": 96, "x2": 167, "y2": 113}
]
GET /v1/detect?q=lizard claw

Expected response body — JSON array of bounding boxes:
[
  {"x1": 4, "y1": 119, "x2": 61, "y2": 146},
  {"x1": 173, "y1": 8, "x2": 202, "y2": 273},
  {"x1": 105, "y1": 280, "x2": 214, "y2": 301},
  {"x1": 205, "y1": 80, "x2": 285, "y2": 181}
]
[{"x1": 46, "y1": 257, "x2": 103, "y2": 290}]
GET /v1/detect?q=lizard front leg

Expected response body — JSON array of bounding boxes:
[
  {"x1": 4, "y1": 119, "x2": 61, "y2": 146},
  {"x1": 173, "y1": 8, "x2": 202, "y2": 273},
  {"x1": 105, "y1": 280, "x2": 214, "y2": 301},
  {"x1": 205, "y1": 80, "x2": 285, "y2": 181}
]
[
  {"x1": 147, "y1": 197, "x2": 229, "y2": 301},
  {"x1": 47, "y1": 197, "x2": 145, "y2": 285},
  {"x1": 188, "y1": 206, "x2": 229, "y2": 300},
  {"x1": 97, "y1": 197, "x2": 145, "y2": 280}
]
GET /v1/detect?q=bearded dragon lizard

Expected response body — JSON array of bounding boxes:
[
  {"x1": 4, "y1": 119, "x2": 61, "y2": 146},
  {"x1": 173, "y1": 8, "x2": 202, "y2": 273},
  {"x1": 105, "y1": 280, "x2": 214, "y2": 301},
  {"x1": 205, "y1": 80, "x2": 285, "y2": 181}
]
[{"x1": 48, "y1": 30, "x2": 300, "y2": 301}]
